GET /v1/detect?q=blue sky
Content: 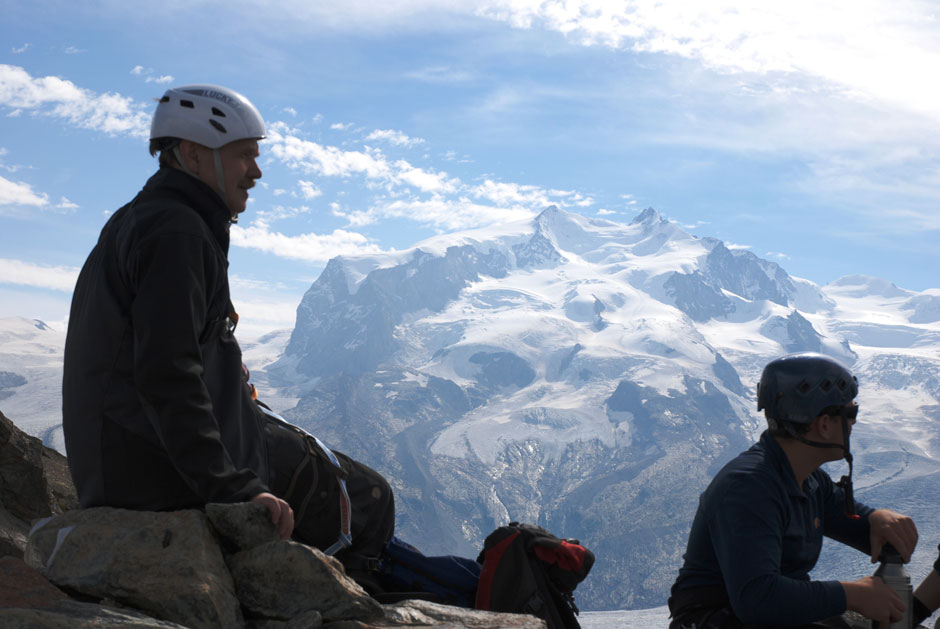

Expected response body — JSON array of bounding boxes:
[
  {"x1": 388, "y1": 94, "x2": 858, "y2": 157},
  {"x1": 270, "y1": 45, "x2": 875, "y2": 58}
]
[{"x1": 2, "y1": 0, "x2": 939, "y2": 337}]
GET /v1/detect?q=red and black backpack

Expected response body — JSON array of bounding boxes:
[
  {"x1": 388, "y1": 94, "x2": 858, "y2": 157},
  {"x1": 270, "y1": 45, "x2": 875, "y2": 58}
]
[{"x1": 475, "y1": 522, "x2": 595, "y2": 628}]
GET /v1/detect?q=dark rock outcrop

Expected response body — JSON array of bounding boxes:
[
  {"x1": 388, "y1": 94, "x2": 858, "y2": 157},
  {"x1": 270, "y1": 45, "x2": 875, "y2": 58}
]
[{"x1": 0, "y1": 409, "x2": 77, "y2": 558}]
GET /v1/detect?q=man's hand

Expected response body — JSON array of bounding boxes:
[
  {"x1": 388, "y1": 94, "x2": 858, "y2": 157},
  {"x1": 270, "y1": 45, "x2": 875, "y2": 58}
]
[
  {"x1": 843, "y1": 576, "x2": 906, "y2": 626},
  {"x1": 251, "y1": 492, "x2": 294, "y2": 540},
  {"x1": 869, "y1": 508, "x2": 918, "y2": 562}
]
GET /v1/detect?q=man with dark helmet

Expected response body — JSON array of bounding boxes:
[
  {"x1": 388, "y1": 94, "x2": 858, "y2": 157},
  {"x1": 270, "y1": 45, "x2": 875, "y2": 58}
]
[
  {"x1": 667, "y1": 353, "x2": 918, "y2": 628},
  {"x1": 62, "y1": 86, "x2": 393, "y2": 569}
]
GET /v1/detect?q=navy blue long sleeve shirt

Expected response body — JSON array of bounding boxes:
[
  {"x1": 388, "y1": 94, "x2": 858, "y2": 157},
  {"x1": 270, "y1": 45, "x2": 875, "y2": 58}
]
[{"x1": 672, "y1": 430, "x2": 873, "y2": 626}]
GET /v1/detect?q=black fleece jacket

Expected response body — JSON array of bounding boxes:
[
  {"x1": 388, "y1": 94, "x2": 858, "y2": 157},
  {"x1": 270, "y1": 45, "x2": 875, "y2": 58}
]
[{"x1": 63, "y1": 167, "x2": 269, "y2": 510}]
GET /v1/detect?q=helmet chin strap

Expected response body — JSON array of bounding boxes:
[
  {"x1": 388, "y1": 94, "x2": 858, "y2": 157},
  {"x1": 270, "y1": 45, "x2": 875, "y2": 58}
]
[
  {"x1": 782, "y1": 408, "x2": 859, "y2": 519},
  {"x1": 212, "y1": 148, "x2": 234, "y2": 222},
  {"x1": 172, "y1": 146, "x2": 234, "y2": 222}
]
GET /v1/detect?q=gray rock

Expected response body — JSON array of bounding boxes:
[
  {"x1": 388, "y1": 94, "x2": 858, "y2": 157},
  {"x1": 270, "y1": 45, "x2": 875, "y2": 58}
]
[
  {"x1": 206, "y1": 501, "x2": 279, "y2": 551},
  {"x1": 0, "y1": 409, "x2": 77, "y2": 524},
  {"x1": 383, "y1": 599, "x2": 547, "y2": 627},
  {"x1": 0, "y1": 503, "x2": 29, "y2": 558},
  {"x1": 25, "y1": 507, "x2": 243, "y2": 629},
  {"x1": 0, "y1": 599, "x2": 188, "y2": 628},
  {"x1": 0, "y1": 555, "x2": 67, "y2": 609},
  {"x1": 247, "y1": 609, "x2": 323, "y2": 628},
  {"x1": 228, "y1": 540, "x2": 382, "y2": 622}
]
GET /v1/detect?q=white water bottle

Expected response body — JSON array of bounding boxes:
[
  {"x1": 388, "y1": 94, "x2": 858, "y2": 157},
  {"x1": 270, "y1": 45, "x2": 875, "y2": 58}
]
[{"x1": 872, "y1": 544, "x2": 912, "y2": 629}]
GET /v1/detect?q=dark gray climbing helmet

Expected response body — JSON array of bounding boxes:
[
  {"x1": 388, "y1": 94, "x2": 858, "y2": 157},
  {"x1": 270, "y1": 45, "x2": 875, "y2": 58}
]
[{"x1": 757, "y1": 353, "x2": 858, "y2": 424}]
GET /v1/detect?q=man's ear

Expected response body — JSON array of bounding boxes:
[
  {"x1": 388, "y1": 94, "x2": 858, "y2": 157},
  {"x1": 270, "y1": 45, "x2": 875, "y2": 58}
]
[
  {"x1": 814, "y1": 413, "x2": 836, "y2": 438},
  {"x1": 177, "y1": 140, "x2": 201, "y2": 172}
]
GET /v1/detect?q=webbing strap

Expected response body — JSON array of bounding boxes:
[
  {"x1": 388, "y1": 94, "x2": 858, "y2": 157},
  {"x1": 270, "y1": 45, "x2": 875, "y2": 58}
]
[{"x1": 258, "y1": 405, "x2": 353, "y2": 555}]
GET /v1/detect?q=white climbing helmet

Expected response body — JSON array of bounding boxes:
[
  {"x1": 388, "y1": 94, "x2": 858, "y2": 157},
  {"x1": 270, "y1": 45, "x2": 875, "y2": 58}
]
[{"x1": 150, "y1": 84, "x2": 266, "y2": 148}]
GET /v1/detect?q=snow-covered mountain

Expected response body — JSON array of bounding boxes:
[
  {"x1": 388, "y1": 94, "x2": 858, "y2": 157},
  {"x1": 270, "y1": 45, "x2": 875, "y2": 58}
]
[
  {"x1": 0, "y1": 317, "x2": 68, "y2": 450},
  {"x1": 3, "y1": 206, "x2": 939, "y2": 612},
  {"x1": 268, "y1": 206, "x2": 940, "y2": 610}
]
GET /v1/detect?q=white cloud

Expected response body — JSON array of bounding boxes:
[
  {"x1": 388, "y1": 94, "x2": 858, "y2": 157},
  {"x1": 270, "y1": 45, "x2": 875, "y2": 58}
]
[
  {"x1": 12, "y1": 44, "x2": 30, "y2": 54},
  {"x1": 0, "y1": 258, "x2": 79, "y2": 291},
  {"x1": 0, "y1": 64, "x2": 151, "y2": 137},
  {"x1": 0, "y1": 147, "x2": 26, "y2": 173},
  {"x1": 471, "y1": 179, "x2": 552, "y2": 208},
  {"x1": 230, "y1": 222, "x2": 385, "y2": 262},
  {"x1": 255, "y1": 204, "x2": 311, "y2": 223},
  {"x1": 394, "y1": 160, "x2": 457, "y2": 193},
  {"x1": 283, "y1": 106, "x2": 297, "y2": 117},
  {"x1": 476, "y1": 0, "x2": 940, "y2": 124},
  {"x1": 404, "y1": 65, "x2": 476, "y2": 84},
  {"x1": 596, "y1": 208, "x2": 616, "y2": 216},
  {"x1": 0, "y1": 175, "x2": 48, "y2": 207},
  {"x1": 56, "y1": 196, "x2": 79, "y2": 210},
  {"x1": 63, "y1": 46, "x2": 85, "y2": 55},
  {"x1": 298, "y1": 180, "x2": 321, "y2": 199},
  {"x1": 725, "y1": 242, "x2": 752, "y2": 251},
  {"x1": 130, "y1": 66, "x2": 173, "y2": 85},
  {"x1": 571, "y1": 193, "x2": 594, "y2": 207},
  {"x1": 330, "y1": 122, "x2": 353, "y2": 130},
  {"x1": 766, "y1": 251, "x2": 791, "y2": 260},
  {"x1": 229, "y1": 295, "x2": 299, "y2": 335},
  {"x1": 268, "y1": 123, "x2": 458, "y2": 195},
  {"x1": 343, "y1": 195, "x2": 535, "y2": 231},
  {"x1": 229, "y1": 274, "x2": 293, "y2": 293},
  {"x1": 366, "y1": 128, "x2": 425, "y2": 147},
  {"x1": 268, "y1": 123, "x2": 393, "y2": 179}
]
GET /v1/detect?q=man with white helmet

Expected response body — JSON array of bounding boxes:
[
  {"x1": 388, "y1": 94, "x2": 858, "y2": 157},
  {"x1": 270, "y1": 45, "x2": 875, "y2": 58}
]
[
  {"x1": 667, "y1": 353, "x2": 918, "y2": 628},
  {"x1": 63, "y1": 84, "x2": 293, "y2": 535},
  {"x1": 64, "y1": 86, "x2": 376, "y2": 549}
]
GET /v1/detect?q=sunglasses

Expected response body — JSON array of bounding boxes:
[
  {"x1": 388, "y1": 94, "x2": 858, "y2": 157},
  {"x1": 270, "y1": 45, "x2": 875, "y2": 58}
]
[{"x1": 821, "y1": 405, "x2": 858, "y2": 420}]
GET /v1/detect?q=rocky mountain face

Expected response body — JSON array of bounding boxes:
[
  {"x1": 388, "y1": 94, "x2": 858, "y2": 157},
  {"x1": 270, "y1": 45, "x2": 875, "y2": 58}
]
[
  {"x1": 0, "y1": 409, "x2": 76, "y2": 559},
  {"x1": 268, "y1": 206, "x2": 940, "y2": 610}
]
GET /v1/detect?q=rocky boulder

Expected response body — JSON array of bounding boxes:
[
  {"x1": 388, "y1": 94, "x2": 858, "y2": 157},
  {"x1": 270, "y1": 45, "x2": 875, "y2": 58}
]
[{"x1": 0, "y1": 411, "x2": 544, "y2": 628}]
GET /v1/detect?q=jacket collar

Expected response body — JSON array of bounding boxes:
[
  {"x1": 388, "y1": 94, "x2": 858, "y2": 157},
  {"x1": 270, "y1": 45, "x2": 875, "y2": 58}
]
[
  {"x1": 138, "y1": 167, "x2": 232, "y2": 254},
  {"x1": 759, "y1": 430, "x2": 819, "y2": 497}
]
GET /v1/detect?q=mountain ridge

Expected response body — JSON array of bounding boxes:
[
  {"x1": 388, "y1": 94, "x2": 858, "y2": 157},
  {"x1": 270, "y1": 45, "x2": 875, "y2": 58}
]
[
  {"x1": 265, "y1": 206, "x2": 940, "y2": 609},
  {"x1": 3, "y1": 206, "x2": 939, "y2": 611}
]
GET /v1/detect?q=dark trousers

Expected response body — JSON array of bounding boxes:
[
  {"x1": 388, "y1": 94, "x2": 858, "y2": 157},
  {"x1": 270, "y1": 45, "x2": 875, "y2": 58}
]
[
  {"x1": 262, "y1": 412, "x2": 395, "y2": 578},
  {"x1": 293, "y1": 450, "x2": 395, "y2": 563},
  {"x1": 669, "y1": 585, "x2": 851, "y2": 629}
]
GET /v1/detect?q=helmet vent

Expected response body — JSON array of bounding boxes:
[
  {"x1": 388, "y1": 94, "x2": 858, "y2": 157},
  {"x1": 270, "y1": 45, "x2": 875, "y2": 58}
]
[
  {"x1": 820, "y1": 379, "x2": 833, "y2": 392},
  {"x1": 180, "y1": 100, "x2": 195, "y2": 109},
  {"x1": 211, "y1": 107, "x2": 227, "y2": 118},
  {"x1": 797, "y1": 380, "x2": 811, "y2": 394},
  {"x1": 209, "y1": 119, "x2": 227, "y2": 134},
  {"x1": 837, "y1": 379, "x2": 847, "y2": 390},
  {"x1": 159, "y1": 96, "x2": 170, "y2": 103}
]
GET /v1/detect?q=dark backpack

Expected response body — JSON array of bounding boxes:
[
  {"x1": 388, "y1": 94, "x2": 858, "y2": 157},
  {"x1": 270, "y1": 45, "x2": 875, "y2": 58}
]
[
  {"x1": 375, "y1": 536, "x2": 481, "y2": 608},
  {"x1": 475, "y1": 522, "x2": 594, "y2": 629}
]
